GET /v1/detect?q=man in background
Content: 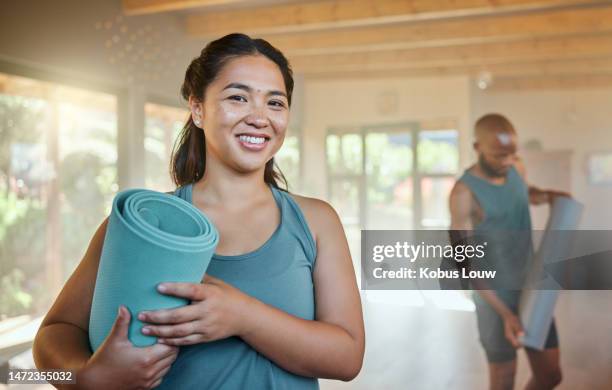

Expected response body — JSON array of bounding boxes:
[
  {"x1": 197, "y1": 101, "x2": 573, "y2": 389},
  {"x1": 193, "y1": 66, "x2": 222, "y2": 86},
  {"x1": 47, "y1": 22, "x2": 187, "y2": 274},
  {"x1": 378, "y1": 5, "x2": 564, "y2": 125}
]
[{"x1": 449, "y1": 113, "x2": 569, "y2": 390}]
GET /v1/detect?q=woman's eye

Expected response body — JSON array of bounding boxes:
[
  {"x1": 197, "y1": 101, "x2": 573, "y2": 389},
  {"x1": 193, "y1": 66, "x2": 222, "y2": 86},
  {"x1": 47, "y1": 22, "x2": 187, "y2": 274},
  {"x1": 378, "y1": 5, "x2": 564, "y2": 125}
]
[
  {"x1": 269, "y1": 100, "x2": 286, "y2": 108},
  {"x1": 229, "y1": 95, "x2": 247, "y2": 102}
]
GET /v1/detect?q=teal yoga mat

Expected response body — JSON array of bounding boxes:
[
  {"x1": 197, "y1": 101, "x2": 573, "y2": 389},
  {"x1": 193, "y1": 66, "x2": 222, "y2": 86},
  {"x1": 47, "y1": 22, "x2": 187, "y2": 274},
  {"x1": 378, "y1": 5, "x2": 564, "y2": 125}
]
[
  {"x1": 519, "y1": 196, "x2": 583, "y2": 350},
  {"x1": 88, "y1": 188, "x2": 219, "y2": 351}
]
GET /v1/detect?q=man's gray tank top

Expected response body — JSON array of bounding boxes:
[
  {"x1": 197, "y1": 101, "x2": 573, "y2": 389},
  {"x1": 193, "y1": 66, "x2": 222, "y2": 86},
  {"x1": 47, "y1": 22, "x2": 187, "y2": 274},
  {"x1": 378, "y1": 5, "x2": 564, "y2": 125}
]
[
  {"x1": 459, "y1": 166, "x2": 533, "y2": 299},
  {"x1": 157, "y1": 183, "x2": 319, "y2": 390}
]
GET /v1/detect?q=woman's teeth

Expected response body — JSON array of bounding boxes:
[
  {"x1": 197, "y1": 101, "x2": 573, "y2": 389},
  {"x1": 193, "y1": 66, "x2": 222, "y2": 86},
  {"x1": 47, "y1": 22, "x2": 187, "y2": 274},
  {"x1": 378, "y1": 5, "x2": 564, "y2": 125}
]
[{"x1": 238, "y1": 135, "x2": 266, "y2": 144}]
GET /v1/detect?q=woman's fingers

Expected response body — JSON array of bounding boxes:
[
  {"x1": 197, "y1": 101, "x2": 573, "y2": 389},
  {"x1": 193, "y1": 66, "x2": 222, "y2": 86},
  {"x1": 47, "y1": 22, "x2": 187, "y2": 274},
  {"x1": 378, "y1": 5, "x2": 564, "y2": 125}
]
[
  {"x1": 202, "y1": 274, "x2": 223, "y2": 284},
  {"x1": 148, "y1": 377, "x2": 163, "y2": 389},
  {"x1": 158, "y1": 333, "x2": 204, "y2": 346},
  {"x1": 145, "y1": 352, "x2": 177, "y2": 388},
  {"x1": 150, "y1": 351, "x2": 178, "y2": 373},
  {"x1": 156, "y1": 282, "x2": 208, "y2": 300},
  {"x1": 151, "y1": 359, "x2": 174, "y2": 379},
  {"x1": 140, "y1": 342, "x2": 179, "y2": 364},
  {"x1": 139, "y1": 303, "x2": 199, "y2": 324},
  {"x1": 143, "y1": 320, "x2": 200, "y2": 338}
]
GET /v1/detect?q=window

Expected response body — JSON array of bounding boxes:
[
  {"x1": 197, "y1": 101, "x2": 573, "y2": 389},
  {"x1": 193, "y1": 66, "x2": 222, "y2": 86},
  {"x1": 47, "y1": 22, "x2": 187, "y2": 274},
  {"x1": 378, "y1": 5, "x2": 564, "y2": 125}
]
[
  {"x1": 587, "y1": 152, "x2": 612, "y2": 185},
  {"x1": 326, "y1": 123, "x2": 459, "y2": 231},
  {"x1": 274, "y1": 129, "x2": 302, "y2": 192},
  {"x1": 326, "y1": 122, "x2": 468, "y2": 309},
  {"x1": 0, "y1": 72, "x2": 118, "y2": 318},
  {"x1": 144, "y1": 102, "x2": 188, "y2": 192},
  {"x1": 418, "y1": 129, "x2": 459, "y2": 228}
]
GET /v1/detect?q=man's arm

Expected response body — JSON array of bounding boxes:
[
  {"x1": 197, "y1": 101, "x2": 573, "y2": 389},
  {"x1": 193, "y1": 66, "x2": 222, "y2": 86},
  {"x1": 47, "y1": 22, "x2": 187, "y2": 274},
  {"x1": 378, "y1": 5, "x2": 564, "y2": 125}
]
[{"x1": 449, "y1": 182, "x2": 523, "y2": 346}]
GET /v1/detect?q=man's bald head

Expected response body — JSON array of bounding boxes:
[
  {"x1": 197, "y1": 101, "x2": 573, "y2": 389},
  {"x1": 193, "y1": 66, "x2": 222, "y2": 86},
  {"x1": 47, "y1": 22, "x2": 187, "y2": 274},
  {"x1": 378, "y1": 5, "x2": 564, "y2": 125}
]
[
  {"x1": 474, "y1": 113, "x2": 517, "y2": 142},
  {"x1": 473, "y1": 113, "x2": 518, "y2": 178}
]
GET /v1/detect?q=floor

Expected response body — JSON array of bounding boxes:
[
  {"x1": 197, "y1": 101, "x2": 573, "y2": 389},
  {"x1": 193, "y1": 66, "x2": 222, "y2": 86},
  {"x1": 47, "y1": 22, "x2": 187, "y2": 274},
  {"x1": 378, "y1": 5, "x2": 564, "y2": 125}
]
[
  {"x1": 319, "y1": 290, "x2": 612, "y2": 390},
  {"x1": 2, "y1": 291, "x2": 610, "y2": 389}
]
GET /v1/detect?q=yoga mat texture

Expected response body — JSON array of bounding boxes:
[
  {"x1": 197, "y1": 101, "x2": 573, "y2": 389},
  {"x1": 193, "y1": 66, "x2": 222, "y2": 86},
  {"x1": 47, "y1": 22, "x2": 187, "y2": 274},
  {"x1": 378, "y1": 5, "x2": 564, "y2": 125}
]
[
  {"x1": 519, "y1": 196, "x2": 583, "y2": 350},
  {"x1": 89, "y1": 189, "x2": 218, "y2": 351}
]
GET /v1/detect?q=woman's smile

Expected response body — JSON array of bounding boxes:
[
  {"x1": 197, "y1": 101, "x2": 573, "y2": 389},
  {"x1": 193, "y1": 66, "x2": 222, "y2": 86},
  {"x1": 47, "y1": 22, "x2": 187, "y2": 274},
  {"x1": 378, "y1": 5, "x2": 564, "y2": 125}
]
[{"x1": 236, "y1": 133, "x2": 271, "y2": 151}]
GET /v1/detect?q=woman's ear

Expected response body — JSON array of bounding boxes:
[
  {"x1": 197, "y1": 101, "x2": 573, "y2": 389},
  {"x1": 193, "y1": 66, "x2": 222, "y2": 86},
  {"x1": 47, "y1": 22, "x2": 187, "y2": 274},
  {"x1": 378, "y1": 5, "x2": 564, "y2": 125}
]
[{"x1": 188, "y1": 96, "x2": 203, "y2": 128}]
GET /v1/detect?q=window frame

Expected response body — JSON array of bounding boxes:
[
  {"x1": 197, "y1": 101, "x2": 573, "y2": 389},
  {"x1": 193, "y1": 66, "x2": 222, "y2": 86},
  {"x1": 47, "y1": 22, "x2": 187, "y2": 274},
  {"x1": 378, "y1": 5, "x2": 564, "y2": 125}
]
[{"x1": 326, "y1": 121, "x2": 459, "y2": 230}]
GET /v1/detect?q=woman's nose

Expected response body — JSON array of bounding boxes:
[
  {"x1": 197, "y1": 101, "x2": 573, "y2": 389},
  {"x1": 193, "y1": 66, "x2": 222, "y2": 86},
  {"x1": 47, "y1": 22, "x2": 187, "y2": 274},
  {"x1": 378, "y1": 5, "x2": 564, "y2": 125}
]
[{"x1": 244, "y1": 111, "x2": 268, "y2": 128}]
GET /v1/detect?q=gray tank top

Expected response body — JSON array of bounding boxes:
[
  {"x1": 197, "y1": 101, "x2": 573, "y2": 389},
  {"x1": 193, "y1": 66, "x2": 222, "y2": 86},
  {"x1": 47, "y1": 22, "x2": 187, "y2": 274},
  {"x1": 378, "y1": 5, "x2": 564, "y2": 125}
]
[
  {"x1": 157, "y1": 183, "x2": 319, "y2": 389},
  {"x1": 459, "y1": 166, "x2": 533, "y2": 295}
]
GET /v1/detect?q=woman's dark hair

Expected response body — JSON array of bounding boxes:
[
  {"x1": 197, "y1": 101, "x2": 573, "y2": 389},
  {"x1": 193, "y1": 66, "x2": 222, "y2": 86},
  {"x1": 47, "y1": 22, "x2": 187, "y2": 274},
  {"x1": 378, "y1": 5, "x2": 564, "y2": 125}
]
[{"x1": 170, "y1": 33, "x2": 293, "y2": 191}]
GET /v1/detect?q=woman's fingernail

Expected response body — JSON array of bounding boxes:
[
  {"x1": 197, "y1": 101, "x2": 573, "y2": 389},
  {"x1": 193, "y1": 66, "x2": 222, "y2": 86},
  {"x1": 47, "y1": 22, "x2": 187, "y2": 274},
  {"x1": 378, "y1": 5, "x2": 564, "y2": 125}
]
[
  {"x1": 138, "y1": 313, "x2": 146, "y2": 320},
  {"x1": 157, "y1": 284, "x2": 167, "y2": 292},
  {"x1": 142, "y1": 327, "x2": 151, "y2": 334}
]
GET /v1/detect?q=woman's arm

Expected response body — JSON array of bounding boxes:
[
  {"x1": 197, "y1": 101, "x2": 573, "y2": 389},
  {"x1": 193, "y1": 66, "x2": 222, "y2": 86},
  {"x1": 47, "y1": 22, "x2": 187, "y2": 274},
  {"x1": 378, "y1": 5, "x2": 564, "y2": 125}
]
[
  {"x1": 33, "y1": 218, "x2": 109, "y2": 379},
  {"x1": 238, "y1": 197, "x2": 364, "y2": 380},
  {"x1": 33, "y1": 217, "x2": 179, "y2": 389}
]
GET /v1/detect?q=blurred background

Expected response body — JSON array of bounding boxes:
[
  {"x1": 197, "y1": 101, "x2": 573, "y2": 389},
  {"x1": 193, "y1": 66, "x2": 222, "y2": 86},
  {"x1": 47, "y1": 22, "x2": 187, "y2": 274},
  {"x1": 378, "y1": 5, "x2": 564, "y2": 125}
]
[{"x1": 0, "y1": 0, "x2": 611, "y2": 389}]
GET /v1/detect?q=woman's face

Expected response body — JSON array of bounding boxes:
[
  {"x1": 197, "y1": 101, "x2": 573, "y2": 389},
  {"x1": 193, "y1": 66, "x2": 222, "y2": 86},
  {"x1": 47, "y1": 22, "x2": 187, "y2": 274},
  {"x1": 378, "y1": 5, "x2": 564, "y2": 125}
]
[{"x1": 192, "y1": 54, "x2": 290, "y2": 174}]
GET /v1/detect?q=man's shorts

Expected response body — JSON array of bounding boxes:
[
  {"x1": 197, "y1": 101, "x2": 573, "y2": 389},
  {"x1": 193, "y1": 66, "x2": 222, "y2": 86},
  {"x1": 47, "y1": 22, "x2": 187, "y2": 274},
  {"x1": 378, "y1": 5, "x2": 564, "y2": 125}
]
[{"x1": 474, "y1": 290, "x2": 559, "y2": 363}]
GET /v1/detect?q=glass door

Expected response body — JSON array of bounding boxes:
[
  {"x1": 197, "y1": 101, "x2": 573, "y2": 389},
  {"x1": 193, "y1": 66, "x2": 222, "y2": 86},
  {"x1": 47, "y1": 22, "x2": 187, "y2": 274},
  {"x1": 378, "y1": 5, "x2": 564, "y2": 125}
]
[{"x1": 364, "y1": 129, "x2": 414, "y2": 230}]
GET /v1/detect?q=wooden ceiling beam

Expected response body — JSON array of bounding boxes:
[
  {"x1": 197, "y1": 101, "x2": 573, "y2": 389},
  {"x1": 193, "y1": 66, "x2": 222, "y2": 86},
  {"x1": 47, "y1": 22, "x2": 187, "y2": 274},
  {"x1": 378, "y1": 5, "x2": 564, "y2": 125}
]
[
  {"x1": 486, "y1": 74, "x2": 612, "y2": 90},
  {"x1": 305, "y1": 70, "x2": 612, "y2": 91},
  {"x1": 122, "y1": 0, "x2": 250, "y2": 15},
  {"x1": 474, "y1": 57, "x2": 612, "y2": 77},
  {"x1": 186, "y1": 0, "x2": 608, "y2": 38},
  {"x1": 299, "y1": 57, "x2": 612, "y2": 79},
  {"x1": 258, "y1": 4, "x2": 612, "y2": 56},
  {"x1": 303, "y1": 70, "x2": 612, "y2": 90},
  {"x1": 288, "y1": 34, "x2": 612, "y2": 73}
]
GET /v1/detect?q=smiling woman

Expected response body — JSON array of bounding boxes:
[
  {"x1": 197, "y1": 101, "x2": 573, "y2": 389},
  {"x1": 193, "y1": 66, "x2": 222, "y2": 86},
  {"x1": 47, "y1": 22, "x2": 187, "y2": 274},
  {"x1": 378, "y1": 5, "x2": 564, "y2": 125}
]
[
  {"x1": 171, "y1": 36, "x2": 294, "y2": 188},
  {"x1": 32, "y1": 33, "x2": 365, "y2": 390}
]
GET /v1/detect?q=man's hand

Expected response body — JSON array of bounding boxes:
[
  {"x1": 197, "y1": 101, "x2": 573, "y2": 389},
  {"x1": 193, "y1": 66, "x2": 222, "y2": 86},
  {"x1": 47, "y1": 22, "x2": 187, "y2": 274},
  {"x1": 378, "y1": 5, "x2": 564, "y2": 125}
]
[
  {"x1": 501, "y1": 312, "x2": 525, "y2": 348},
  {"x1": 546, "y1": 189, "x2": 572, "y2": 204},
  {"x1": 528, "y1": 187, "x2": 572, "y2": 205}
]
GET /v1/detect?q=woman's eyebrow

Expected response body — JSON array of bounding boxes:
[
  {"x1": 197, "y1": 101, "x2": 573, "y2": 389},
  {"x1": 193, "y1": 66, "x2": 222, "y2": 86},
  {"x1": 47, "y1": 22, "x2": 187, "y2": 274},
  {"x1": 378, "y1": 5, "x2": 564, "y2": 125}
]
[{"x1": 222, "y1": 82, "x2": 287, "y2": 99}]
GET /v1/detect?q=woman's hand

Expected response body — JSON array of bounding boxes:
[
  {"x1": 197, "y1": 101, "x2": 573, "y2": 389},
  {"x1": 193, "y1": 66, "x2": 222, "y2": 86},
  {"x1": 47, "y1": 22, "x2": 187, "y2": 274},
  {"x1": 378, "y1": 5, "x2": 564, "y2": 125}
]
[
  {"x1": 78, "y1": 305, "x2": 179, "y2": 390},
  {"x1": 137, "y1": 275, "x2": 252, "y2": 346}
]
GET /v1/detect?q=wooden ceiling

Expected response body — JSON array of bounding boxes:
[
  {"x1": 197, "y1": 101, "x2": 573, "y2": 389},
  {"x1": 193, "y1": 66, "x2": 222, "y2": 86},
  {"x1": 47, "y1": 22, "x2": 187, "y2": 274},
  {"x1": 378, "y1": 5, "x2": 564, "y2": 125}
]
[{"x1": 122, "y1": 0, "x2": 612, "y2": 89}]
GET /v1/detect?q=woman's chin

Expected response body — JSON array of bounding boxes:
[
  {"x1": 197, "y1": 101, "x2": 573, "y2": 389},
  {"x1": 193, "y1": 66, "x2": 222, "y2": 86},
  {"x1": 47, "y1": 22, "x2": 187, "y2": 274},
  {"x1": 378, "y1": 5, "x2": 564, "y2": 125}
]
[
  {"x1": 226, "y1": 144, "x2": 275, "y2": 173},
  {"x1": 231, "y1": 157, "x2": 269, "y2": 174}
]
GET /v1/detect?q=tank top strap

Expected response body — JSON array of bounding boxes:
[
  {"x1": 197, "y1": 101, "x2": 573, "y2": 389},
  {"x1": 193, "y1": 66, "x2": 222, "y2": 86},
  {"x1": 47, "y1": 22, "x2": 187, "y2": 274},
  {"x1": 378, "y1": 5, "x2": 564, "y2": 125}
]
[
  {"x1": 270, "y1": 186, "x2": 317, "y2": 266},
  {"x1": 172, "y1": 183, "x2": 192, "y2": 202},
  {"x1": 506, "y1": 164, "x2": 525, "y2": 188}
]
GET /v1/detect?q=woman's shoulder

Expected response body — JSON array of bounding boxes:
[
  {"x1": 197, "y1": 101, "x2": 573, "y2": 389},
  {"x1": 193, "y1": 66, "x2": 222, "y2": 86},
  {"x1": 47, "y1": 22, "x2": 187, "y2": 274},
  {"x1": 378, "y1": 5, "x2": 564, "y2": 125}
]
[
  {"x1": 289, "y1": 192, "x2": 332, "y2": 214},
  {"x1": 287, "y1": 192, "x2": 343, "y2": 242}
]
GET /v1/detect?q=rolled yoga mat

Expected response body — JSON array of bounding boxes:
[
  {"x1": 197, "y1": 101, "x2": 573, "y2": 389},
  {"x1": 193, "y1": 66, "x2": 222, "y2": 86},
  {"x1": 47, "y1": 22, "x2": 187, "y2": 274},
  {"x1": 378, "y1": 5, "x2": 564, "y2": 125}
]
[
  {"x1": 89, "y1": 188, "x2": 219, "y2": 351},
  {"x1": 519, "y1": 196, "x2": 583, "y2": 350}
]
